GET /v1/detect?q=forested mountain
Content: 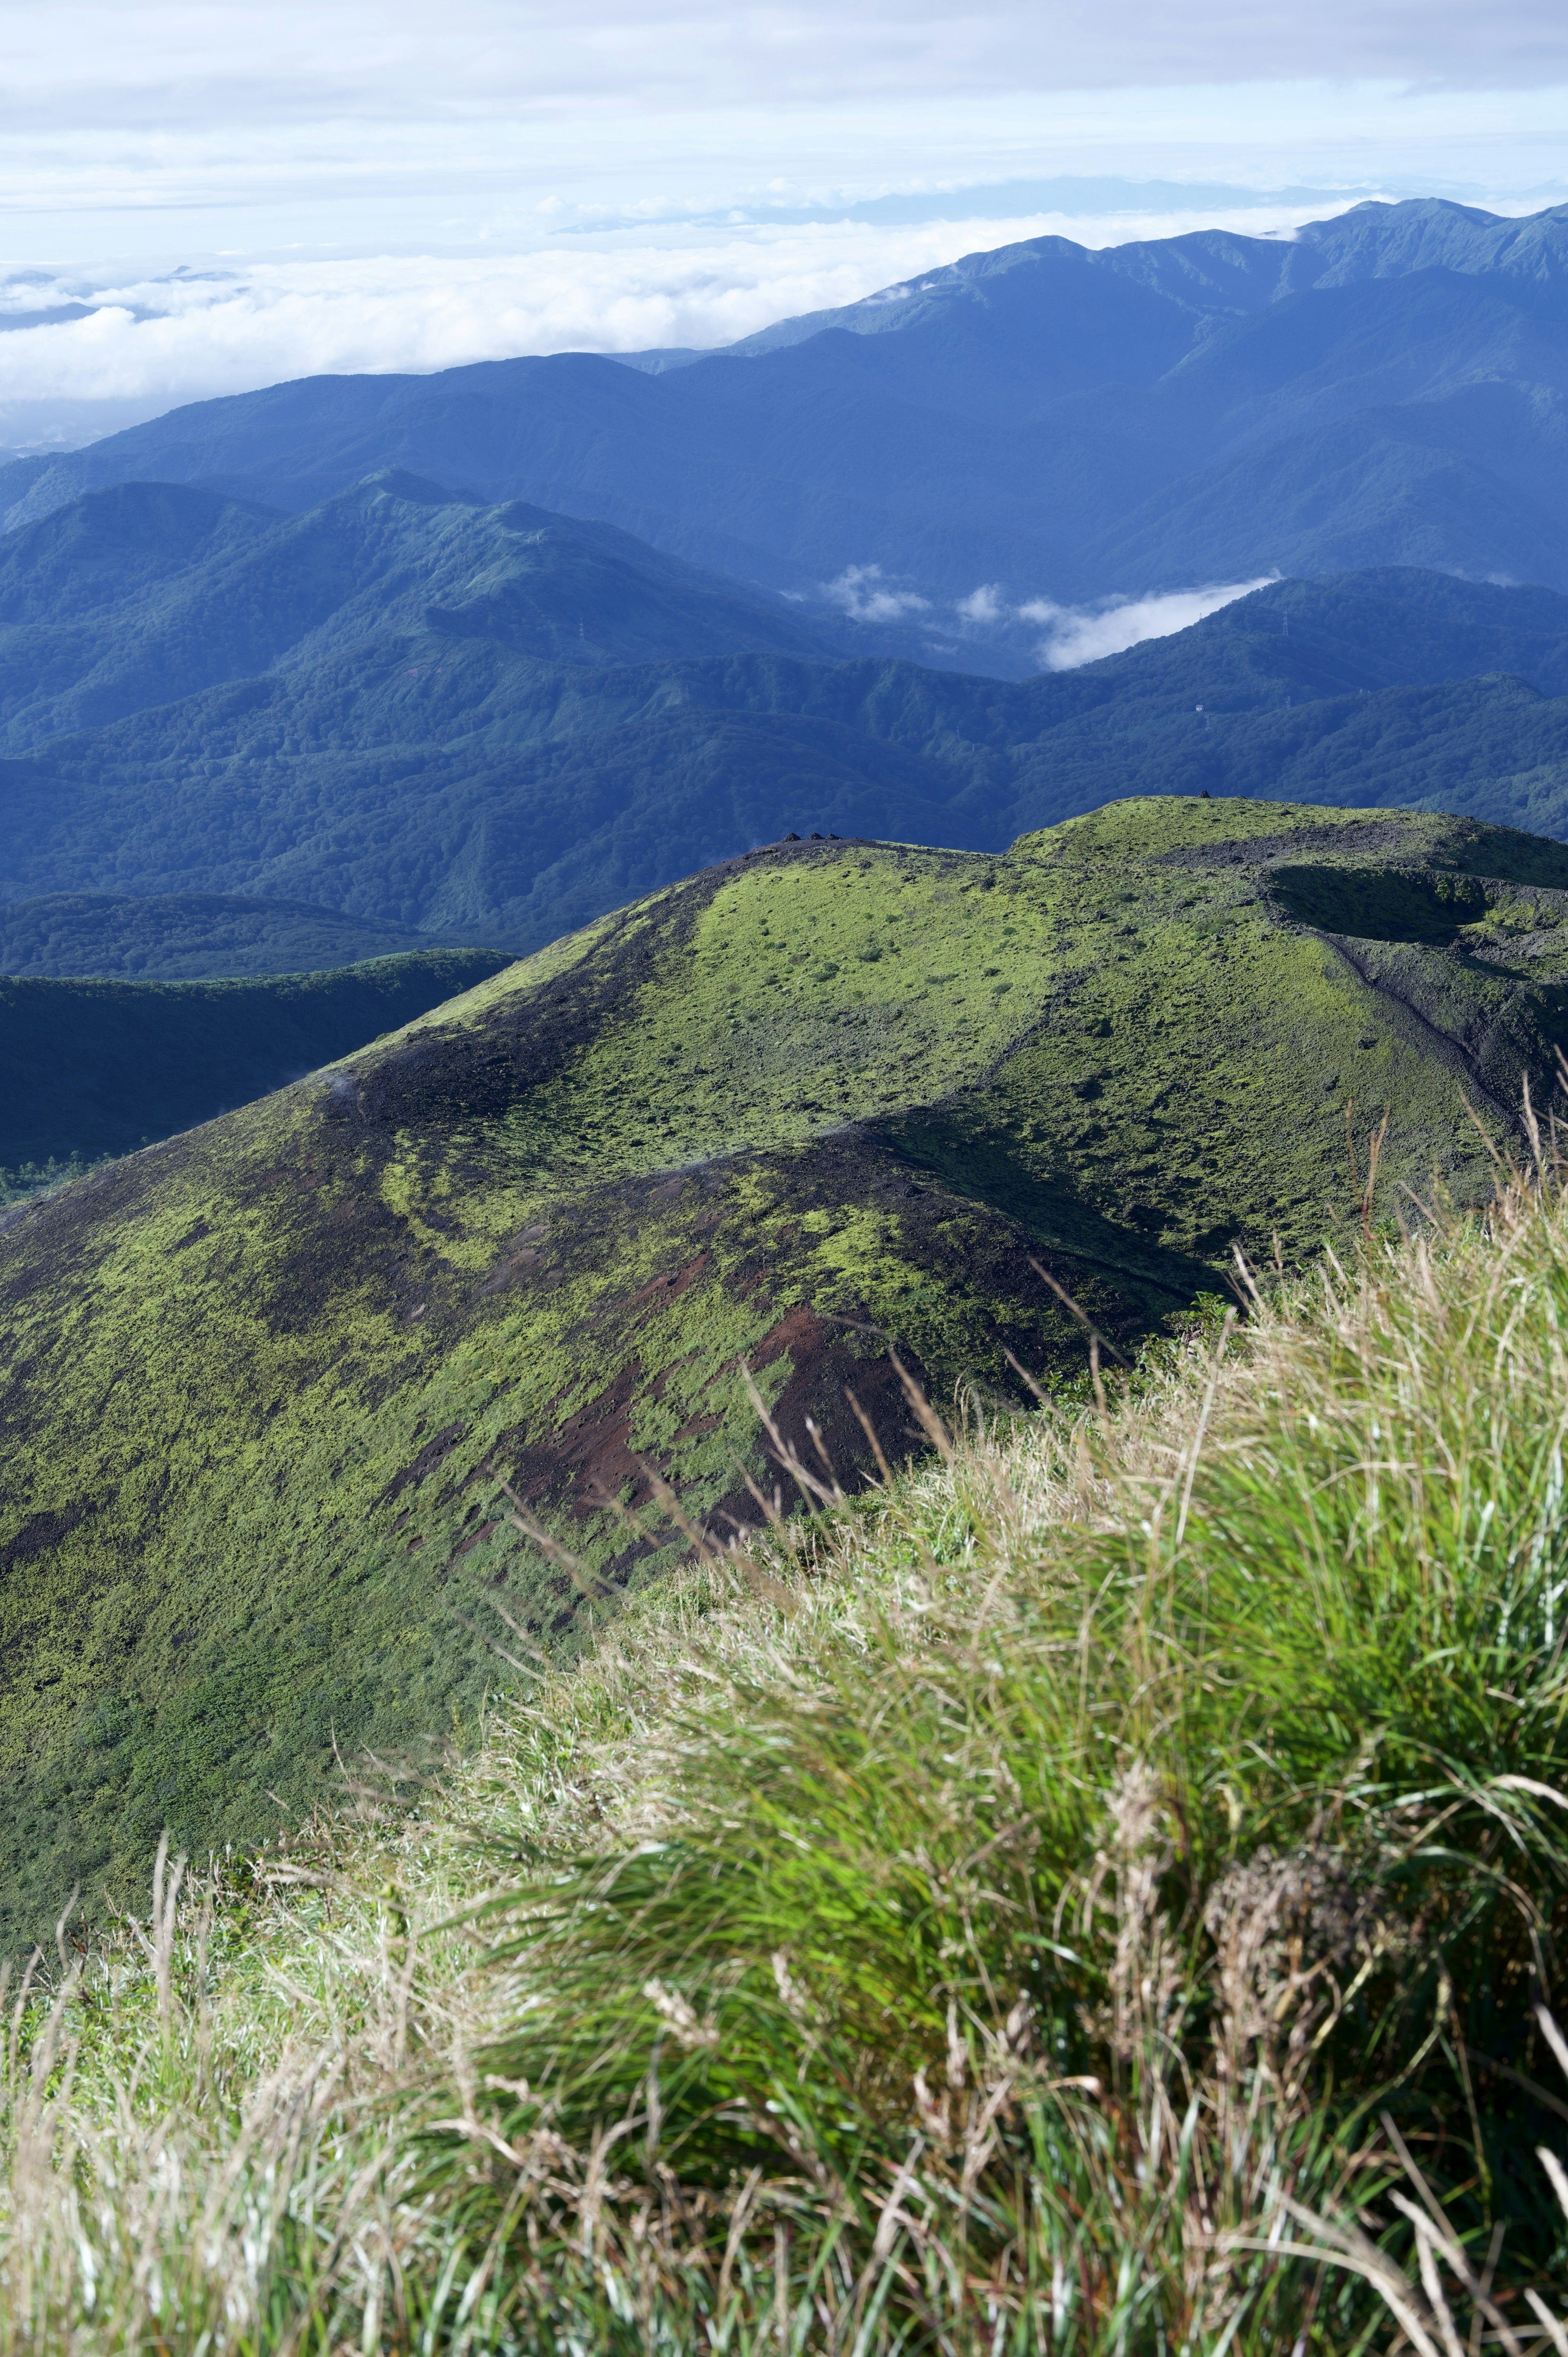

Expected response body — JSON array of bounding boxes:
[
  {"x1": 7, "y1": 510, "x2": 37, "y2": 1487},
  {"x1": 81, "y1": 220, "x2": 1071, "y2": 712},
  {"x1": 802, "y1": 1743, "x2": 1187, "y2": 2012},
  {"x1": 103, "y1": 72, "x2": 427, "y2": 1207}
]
[
  {"x1": 8, "y1": 199, "x2": 1568, "y2": 600},
  {"x1": 0, "y1": 891, "x2": 458, "y2": 979},
  {"x1": 8, "y1": 540, "x2": 1568, "y2": 952},
  {"x1": 8, "y1": 202, "x2": 1568, "y2": 973},
  {"x1": 0, "y1": 948, "x2": 510, "y2": 1173},
  {"x1": 0, "y1": 471, "x2": 853, "y2": 750}
]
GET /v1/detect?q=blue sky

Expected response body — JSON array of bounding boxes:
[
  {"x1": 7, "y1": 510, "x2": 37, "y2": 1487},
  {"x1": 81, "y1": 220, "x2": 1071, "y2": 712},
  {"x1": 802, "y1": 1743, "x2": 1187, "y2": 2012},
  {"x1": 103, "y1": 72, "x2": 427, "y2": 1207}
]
[{"x1": 3, "y1": 0, "x2": 1568, "y2": 448}]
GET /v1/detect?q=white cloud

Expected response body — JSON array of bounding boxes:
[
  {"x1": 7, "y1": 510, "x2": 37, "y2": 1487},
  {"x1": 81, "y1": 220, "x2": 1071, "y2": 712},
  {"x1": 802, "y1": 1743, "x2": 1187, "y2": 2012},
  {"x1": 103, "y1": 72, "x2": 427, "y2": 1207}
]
[
  {"x1": 7, "y1": 1, "x2": 1568, "y2": 134},
  {"x1": 1032, "y1": 579, "x2": 1278, "y2": 669},
  {"x1": 954, "y1": 583, "x2": 1006, "y2": 624},
  {"x1": 0, "y1": 201, "x2": 1369, "y2": 443},
  {"x1": 820, "y1": 567, "x2": 1278, "y2": 671},
  {"x1": 4, "y1": 7, "x2": 1566, "y2": 442},
  {"x1": 820, "y1": 563, "x2": 932, "y2": 622}
]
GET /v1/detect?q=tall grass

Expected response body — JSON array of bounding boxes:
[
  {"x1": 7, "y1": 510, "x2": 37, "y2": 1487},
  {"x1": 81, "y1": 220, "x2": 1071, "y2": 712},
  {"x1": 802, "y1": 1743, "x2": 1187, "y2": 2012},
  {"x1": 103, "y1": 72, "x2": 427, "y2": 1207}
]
[{"x1": 8, "y1": 1153, "x2": 1568, "y2": 2348}]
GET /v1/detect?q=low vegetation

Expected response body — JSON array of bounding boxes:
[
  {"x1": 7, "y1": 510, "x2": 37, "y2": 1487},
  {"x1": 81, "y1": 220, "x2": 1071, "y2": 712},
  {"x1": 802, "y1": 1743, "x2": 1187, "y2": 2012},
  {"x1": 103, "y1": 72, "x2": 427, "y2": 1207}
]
[
  {"x1": 9, "y1": 798, "x2": 1566, "y2": 1945},
  {"x1": 7, "y1": 1122, "x2": 1568, "y2": 2350},
  {"x1": 0, "y1": 1155, "x2": 106, "y2": 1209}
]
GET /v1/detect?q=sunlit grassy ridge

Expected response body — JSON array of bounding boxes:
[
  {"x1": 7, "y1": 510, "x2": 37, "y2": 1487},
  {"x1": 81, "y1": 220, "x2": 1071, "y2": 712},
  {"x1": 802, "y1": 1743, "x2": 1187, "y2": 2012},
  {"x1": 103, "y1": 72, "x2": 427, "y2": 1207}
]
[
  {"x1": 6, "y1": 796, "x2": 1568, "y2": 1947},
  {"x1": 8, "y1": 1148, "x2": 1568, "y2": 2350}
]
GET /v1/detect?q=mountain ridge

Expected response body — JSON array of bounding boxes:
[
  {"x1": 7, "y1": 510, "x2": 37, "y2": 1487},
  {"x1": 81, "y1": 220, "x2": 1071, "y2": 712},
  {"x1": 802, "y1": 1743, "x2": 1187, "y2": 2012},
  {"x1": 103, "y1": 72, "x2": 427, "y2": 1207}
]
[
  {"x1": 0, "y1": 471, "x2": 866, "y2": 751},
  {"x1": 9, "y1": 539, "x2": 1568, "y2": 950},
  {"x1": 0, "y1": 890, "x2": 481, "y2": 979},
  {"x1": 11, "y1": 199, "x2": 1568, "y2": 600}
]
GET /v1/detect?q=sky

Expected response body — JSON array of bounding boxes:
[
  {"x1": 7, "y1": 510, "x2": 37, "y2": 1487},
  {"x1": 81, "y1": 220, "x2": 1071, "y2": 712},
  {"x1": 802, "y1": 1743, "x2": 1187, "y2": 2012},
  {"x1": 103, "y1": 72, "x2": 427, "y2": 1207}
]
[{"x1": 2, "y1": 0, "x2": 1568, "y2": 455}]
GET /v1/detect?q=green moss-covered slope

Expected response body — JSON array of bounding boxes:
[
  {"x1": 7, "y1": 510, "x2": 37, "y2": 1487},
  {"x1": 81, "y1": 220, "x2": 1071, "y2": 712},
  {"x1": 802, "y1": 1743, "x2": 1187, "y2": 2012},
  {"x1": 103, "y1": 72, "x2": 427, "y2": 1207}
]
[
  {"x1": 6, "y1": 796, "x2": 1568, "y2": 1946},
  {"x1": 0, "y1": 948, "x2": 513, "y2": 1171}
]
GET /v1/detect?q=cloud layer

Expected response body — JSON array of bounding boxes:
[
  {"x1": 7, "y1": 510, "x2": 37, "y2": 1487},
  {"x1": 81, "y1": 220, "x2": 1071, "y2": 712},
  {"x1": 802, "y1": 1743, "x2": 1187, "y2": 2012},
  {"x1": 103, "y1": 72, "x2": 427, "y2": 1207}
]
[
  {"x1": 10, "y1": 0, "x2": 1568, "y2": 131},
  {"x1": 4, "y1": 1, "x2": 1567, "y2": 452},
  {"x1": 0, "y1": 203, "x2": 1345, "y2": 442},
  {"x1": 2, "y1": 4, "x2": 1566, "y2": 274}
]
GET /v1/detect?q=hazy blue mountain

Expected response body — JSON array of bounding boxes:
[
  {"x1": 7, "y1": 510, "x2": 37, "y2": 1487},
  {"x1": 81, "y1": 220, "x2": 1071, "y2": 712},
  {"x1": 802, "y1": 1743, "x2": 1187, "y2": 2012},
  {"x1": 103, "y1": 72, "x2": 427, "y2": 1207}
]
[
  {"x1": 10, "y1": 200, "x2": 1568, "y2": 601},
  {"x1": 724, "y1": 198, "x2": 1568, "y2": 356},
  {"x1": 1200, "y1": 568, "x2": 1568, "y2": 694},
  {"x1": 0, "y1": 891, "x2": 482, "y2": 979},
  {"x1": 0, "y1": 478, "x2": 280, "y2": 625},
  {"x1": 0, "y1": 455, "x2": 56, "y2": 515},
  {"x1": 0, "y1": 472, "x2": 873, "y2": 750},
  {"x1": 8, "y1": 566, "x2": 1568, "y2": 953}
]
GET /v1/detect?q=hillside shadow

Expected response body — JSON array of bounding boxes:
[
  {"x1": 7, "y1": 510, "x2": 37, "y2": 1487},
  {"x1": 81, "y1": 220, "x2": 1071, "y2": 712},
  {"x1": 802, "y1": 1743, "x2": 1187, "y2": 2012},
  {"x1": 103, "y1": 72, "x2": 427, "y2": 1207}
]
[{"x1": 872, "y1": 1107, "x2": 1228, "y2": 1310}]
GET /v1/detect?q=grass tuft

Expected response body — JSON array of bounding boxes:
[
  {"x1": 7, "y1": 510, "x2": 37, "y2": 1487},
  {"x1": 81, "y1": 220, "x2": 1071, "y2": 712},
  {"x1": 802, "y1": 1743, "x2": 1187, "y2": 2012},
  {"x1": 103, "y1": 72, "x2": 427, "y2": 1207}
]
[{"x1": 10, "y1": 1145, "x2": 1568, "y2": 2346}]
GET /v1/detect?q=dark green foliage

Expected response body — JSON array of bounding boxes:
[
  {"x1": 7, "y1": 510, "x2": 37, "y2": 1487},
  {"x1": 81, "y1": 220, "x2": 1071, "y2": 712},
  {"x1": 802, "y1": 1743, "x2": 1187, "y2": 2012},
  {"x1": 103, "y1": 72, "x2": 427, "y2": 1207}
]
[
  {"x1": 0, "y1": 948, "x2": 512, "y2": 1166},
  {"x1": 0, "y1": 1153, "x2": 107, "y2": 1206},
  {"x1": 0, "y1": 890, "x2": 471, "y2": 979},
  {"x1": 0, "y1": 469, "x2": 849, "y2": 750},
  {"x1": 12, "y1": 535, "x2": 1568, "y2": 950},
  {"x1": 3, "y1": 797, "x2": 1568, "y2": 1951},
  {"x1": 0, "y1": 476, "x2": 279, "y2": 638}
]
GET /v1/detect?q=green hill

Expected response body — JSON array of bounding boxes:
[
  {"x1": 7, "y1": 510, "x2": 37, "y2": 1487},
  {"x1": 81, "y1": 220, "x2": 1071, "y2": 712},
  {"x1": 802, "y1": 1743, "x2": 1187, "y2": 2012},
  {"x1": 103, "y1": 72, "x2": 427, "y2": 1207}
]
[
  {"x1": 0, "y1": 948, "x2": 512, "y2": 1176},
  {"x1": 0, "y1": 470, "x2": 850, "y2": 751},
  {"x1": 16, "y1": 1105, "x2": 1568, "y2": 2348},
  {"x1": 0, "y1": 890, "x2": 475, "y2": 979},
  {"x1": 4, "y1": 796, "x2": 1568, "y2": 1947}
]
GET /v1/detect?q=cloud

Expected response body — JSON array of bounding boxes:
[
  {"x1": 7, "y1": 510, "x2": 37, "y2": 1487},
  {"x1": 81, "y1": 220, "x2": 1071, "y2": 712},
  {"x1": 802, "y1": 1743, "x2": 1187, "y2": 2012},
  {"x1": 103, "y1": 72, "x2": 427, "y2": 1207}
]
[
  {"x1": 820, "y1": 564, "x2": 932, "y2": 622},
  {"x1": 1029, "y1": 579, "x2": 1278, "y2": 668},
  {"x1": 822, "y1": 569, "x2": 1276, "y2": 672},
  {"x1": 8, "y1": 0, "x2": 1568, "y2": 134},
  {"x1": 1, "y1": 8, "x2": 1565, "y2": 296},
  {"x1": 0, "y1": 199, "x2": 1372, "y2": 444},
  {"x1": 0, "y1": 228, "x2": 1049, "y2": 419},
  {"x1": 954, "y1": 583, "x2": 1006, "y2": 624},
  {"x1": 4, "y1": 4, "x2": 1566, "y2": 439}
]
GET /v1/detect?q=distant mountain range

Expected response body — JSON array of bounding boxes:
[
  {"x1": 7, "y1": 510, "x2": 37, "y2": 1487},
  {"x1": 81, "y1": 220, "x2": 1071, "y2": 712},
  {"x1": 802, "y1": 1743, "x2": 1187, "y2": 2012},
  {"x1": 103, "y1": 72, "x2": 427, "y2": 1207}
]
[
  {"x1": 7, "y1": 468, "x2": 1568, "y2": 955},
  {"x1": 8, "y1": 198, "x2": 1568, "y2": 605},
  {"x1": 11, "y1": 201, "x2": 1568, "y2": 975},
  {"x1": 0, "y1": 471, "x2": 862, "y2": 751}
]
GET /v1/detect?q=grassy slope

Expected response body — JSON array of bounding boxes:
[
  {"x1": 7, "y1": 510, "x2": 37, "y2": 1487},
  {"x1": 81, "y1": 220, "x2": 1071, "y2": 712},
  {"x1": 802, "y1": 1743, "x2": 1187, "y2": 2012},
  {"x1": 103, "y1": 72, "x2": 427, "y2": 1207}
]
[
  {"x1": 0, "y1": 890, "x2": 469, "y2": 979},
  {"x1": 5, "y1": 797, "x2": 1568, "y2": 1944},
  {"x1": 0, "y1": 948, "x2": 513, "y2": 1168},
  {"x1": 10, "y1": 1119, "x2": 1568, "y2": 2351}
]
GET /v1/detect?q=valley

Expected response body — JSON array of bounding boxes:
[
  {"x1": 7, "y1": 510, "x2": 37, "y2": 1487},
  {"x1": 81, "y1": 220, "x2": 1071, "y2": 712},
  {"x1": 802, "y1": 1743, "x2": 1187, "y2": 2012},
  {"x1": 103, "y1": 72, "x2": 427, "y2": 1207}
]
[{"x1": 0, "y1": 947, "x2": 509, "y2": 1181}]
